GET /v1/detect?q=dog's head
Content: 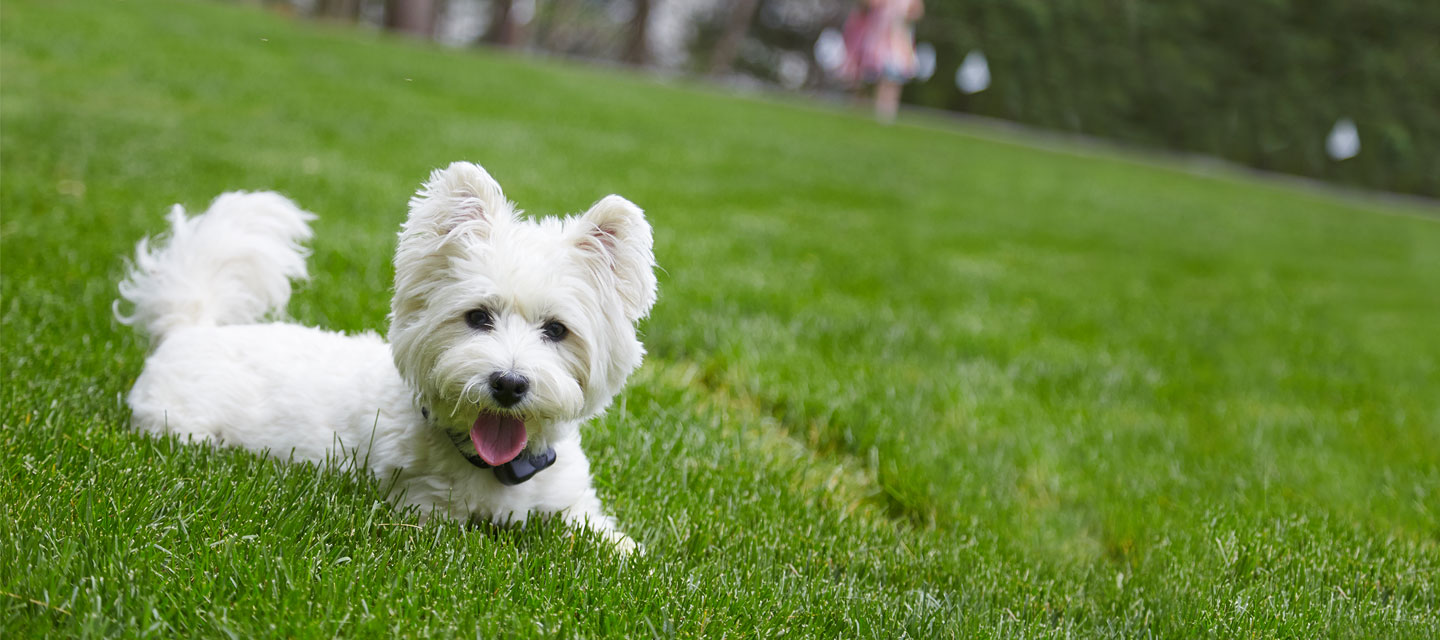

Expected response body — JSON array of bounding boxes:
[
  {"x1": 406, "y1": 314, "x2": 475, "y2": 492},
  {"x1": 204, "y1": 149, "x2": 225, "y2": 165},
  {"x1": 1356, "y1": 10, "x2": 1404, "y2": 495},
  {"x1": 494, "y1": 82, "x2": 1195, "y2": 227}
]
[{"x1": 389, "y1": 162, "x2": 657, "y2": 464}]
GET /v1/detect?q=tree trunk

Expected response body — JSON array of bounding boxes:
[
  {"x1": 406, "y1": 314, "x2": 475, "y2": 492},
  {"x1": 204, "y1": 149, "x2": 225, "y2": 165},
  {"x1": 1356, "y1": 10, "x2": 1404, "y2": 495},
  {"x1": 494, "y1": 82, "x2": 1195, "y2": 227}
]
[
  {"x1": 314, "y1": 0, "x2": 361, "y2": 20},
  {"x1": 621, "y1": 0, "x2": 653, "y2": 66},
  {"x1": 708, "y1": 0, "x2": 760, "y2": 75},
  {"x1": 483, "y1": 0, "x2": 521, "y2": 47},
  {"x1": 385, "y1": 0, "x2": 438, "y2": 38}
]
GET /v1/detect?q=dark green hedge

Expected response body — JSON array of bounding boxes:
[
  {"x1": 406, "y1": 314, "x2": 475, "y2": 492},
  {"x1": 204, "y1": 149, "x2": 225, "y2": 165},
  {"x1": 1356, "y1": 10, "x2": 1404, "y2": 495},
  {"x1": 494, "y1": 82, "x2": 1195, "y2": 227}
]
[{"x1": 910, "y1": 0, "x2": 1439, "y2": 197}]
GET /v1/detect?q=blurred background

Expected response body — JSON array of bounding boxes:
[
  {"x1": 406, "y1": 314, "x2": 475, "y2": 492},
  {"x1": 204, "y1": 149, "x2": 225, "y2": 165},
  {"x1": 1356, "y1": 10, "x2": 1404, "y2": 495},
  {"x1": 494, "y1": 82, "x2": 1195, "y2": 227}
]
[
  {"x1": 5, "y1": 2, "x2": 1438, "y2": 634},
  {"x1": 239, "y1": 0, "x2": 1436, "y2": 198}
]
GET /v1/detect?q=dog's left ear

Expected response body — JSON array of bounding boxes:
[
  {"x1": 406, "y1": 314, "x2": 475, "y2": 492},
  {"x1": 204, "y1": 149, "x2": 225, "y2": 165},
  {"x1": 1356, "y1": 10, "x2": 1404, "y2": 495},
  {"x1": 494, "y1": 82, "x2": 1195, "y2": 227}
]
[{"x1": 573, "y1": 195, "x2": 657, "y2": 322}]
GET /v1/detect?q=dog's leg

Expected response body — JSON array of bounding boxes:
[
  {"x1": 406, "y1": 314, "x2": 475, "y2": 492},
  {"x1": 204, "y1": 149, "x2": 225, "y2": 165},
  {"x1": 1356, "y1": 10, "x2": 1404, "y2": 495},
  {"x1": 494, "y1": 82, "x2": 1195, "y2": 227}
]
[{"x1": 561, "y1": 490, "x2": 637, "y2": 554}]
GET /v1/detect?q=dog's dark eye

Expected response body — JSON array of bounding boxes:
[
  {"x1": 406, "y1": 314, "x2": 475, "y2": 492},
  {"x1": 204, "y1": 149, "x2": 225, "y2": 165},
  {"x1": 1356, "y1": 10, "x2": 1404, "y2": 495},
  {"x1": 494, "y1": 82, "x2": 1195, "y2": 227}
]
[
  {"x1": 542, "y1": 321, "x2": 568, "y2": 342},
  {"x1": 465, "y1": 309, "x2": 494, "y2": 331}
]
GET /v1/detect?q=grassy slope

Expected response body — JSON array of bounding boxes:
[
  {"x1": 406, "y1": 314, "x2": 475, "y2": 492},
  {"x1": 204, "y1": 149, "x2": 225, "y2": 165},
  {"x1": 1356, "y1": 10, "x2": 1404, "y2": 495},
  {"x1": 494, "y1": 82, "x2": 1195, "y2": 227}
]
[{"x1": 3, "y1": 0, "x2": 1438, "y2": 637}]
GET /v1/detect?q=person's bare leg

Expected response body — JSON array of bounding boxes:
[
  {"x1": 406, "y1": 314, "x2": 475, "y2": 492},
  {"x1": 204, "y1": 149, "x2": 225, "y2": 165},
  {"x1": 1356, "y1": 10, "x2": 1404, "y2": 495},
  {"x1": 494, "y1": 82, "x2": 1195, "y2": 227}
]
[{"x1": 875, "y1": 79, "x2": 901, "y2": 123}]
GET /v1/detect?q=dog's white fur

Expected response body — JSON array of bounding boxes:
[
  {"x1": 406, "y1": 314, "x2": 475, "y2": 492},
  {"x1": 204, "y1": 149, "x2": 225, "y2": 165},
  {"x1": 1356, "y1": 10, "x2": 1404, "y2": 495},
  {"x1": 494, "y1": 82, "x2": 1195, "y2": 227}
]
[{"x1": 117, "y1": 162, "x2": 656, "y2": 552}]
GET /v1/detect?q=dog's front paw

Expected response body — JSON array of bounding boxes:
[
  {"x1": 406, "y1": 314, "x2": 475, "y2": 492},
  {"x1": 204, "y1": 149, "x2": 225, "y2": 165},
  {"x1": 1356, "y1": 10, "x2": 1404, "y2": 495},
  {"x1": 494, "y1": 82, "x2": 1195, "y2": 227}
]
[
  {"x1": 561, "y1": 499, "x2": 639, "y2": 555},
  {"x1": 610, "y1": 532, "x2": 640, "y2": 556},
  {"x1": 569, "y1": 525, "x2": 639, "y2": 555}
]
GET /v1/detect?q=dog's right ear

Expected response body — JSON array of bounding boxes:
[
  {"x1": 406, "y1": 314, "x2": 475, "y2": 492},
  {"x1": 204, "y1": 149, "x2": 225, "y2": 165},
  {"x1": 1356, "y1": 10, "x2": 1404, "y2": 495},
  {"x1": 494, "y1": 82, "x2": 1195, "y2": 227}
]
[{"x1": 404, "y1": 162, "x2": 514, "y2": 239}]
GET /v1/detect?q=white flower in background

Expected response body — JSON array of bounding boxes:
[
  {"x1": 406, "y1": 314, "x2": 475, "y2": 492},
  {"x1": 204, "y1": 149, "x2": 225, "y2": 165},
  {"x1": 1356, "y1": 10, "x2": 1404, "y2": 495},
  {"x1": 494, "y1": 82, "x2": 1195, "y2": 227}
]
[
  {"x1": 956, "y1": 50, "x2": 990, "y2": 94},
  {"x1": 778, "y1": 52, "x2": 809, "y2": 89},
  {"x1": 1326, "y1": 118, "x2": 1360, "y2": 161},
  {"x1": 915, "y1": 42, "x2": 936, "y2": 81},
  {"x1": 513, "y1": 0, "x2": 536, "y2": 27},
  {"x1": 815, "y1": 27, "x2": 846, "y2": 74}
]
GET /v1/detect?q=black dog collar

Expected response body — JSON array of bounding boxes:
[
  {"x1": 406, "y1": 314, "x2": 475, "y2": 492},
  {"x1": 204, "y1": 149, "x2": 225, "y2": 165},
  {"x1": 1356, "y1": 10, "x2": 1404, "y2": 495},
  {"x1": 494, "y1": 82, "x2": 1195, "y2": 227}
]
[
  {"x1": 489, "y1": 447, "x2": 558, "y2": 485},
  {"x1": 424, "y1": 406, "x2": 557, "y2": 486}
]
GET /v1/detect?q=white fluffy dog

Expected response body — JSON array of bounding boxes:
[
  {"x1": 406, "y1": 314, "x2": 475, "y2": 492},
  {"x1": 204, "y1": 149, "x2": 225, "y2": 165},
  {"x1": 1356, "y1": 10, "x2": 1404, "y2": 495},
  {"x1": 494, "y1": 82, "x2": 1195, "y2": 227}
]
[{"x1": 117, "y1": 162, "x2": 656, "y2": 552}]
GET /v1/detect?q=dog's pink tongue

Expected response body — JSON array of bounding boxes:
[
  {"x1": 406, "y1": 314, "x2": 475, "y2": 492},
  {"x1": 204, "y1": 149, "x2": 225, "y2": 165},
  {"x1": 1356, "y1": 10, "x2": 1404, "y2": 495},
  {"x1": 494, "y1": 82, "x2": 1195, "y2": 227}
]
[{"x1": 470, "y1": 413, "x2": 527, "y2": 466}]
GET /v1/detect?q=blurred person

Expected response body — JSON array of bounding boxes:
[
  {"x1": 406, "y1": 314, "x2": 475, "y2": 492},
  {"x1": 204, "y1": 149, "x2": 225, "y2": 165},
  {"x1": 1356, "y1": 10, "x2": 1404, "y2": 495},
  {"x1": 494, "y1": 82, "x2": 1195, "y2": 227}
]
[{"x1": 842, "y1": 0, "x2": 924, "y2": 123}]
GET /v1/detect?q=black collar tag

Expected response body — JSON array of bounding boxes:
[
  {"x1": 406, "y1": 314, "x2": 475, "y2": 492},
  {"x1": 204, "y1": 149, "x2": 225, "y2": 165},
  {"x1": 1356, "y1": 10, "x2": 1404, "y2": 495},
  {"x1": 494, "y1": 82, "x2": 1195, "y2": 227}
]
[
  {"x1": 492, "y1": 447, "x2": 557, "y2": 485},
  {"x1": 426, "y1": 406, "x2": 558, "y2": 486}
]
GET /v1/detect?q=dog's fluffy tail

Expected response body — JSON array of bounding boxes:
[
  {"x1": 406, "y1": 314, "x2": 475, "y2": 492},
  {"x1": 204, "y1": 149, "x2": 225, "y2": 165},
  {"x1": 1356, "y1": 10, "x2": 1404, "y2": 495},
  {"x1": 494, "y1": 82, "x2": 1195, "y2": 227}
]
[{"x1": 116, "y1": 191, "x2": 317, "y2": 343}]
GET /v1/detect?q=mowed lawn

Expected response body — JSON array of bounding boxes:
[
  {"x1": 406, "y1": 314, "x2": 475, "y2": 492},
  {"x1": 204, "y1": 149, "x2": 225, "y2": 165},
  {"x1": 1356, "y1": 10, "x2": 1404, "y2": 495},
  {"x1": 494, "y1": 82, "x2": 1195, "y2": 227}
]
[{"x1": 3, "y1": 0, "x2": 1438, "y2": 637}]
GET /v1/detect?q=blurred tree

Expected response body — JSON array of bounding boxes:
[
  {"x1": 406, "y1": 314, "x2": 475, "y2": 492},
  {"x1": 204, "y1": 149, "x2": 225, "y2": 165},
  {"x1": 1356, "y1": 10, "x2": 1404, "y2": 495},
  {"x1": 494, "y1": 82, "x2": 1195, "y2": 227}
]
[
  {"x1": 708, "y1": 0, "x2": 760, "y2": 74},
  {"x1": 385, "y1": 0, "x2": 441, "y2": 36},
  {"x1": 484, "y1": 0, "x2": 522, "y2": 47},
  {"x1": 623, "y1": 0, "x2": 654, "y2": 65},
  {"x1": 539, "y1": 0, "x2": 582, "y2": 51},
  {"x1": 695, "y1": 0, "x2": 845, "y2": 85},
  {"x1": 908, "y1": 0, "x2": 1439, "y2": 196},
  {"x1": 314, "y1": 0, "x2": 362, "y2": 20}
]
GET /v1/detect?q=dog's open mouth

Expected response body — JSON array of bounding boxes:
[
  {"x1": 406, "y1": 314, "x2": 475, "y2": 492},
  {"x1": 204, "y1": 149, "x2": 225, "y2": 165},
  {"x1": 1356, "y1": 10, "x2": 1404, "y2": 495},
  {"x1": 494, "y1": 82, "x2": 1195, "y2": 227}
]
[{"x1": 470, "y1": 412, "x2": 527, "y2": 466}]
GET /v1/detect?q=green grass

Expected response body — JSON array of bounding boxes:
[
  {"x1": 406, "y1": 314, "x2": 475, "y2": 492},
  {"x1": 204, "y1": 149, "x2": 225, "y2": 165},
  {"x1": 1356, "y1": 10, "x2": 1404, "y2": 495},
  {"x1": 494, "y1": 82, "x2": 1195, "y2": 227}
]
[{"x1": 3, "y1": 0, "x2": 1438, "y2": 637}]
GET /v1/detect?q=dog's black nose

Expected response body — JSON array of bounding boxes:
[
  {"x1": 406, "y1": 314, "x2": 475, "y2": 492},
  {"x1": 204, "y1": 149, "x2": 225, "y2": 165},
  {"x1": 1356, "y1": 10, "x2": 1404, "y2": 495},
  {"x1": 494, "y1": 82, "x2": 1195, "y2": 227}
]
[{"x1": 488, "y1": 372, "x2": 529, "y2": 407}]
